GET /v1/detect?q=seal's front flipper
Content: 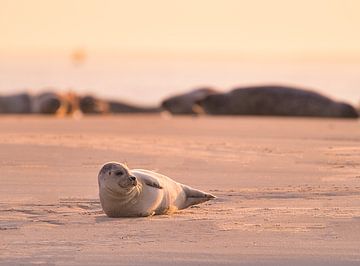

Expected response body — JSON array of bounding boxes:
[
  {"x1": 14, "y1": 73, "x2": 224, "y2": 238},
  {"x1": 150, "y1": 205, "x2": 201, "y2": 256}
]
[
  {"x1": 144, "y1": 179, "x2": 163, "y2": 189},
  {"x1": 131, "y1": 170, "x2": 164, "y2": 189},
  {"x1": 182, "y1": 185, "x2": 216, "y2": 209}
]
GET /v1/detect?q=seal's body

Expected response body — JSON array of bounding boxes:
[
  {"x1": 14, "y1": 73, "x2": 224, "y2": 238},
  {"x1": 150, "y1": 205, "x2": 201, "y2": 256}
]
[
  {"x1": 0, "y1": 92, "x2": 65, "y2": 114},
  {"x1": 98, "y1": 162, "x2": 215, "y2": 217},
  {"x1": 0, "y1": 93, "x2": 32, "y2": 113},
  {"x1": 197, "y1": 86, "x2": 359, "y2": 118}
]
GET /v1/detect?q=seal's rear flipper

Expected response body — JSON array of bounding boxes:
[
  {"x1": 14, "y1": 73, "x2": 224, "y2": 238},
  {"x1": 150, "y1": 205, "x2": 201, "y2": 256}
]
[{"x1": 182, "y1": 185, "x2": 216, "y2": 209}]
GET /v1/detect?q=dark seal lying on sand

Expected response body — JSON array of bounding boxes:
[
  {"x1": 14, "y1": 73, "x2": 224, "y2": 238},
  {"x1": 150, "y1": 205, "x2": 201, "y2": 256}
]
[
  {"x1": 78, "y1": 95, "x2": 108, "y2": 114},
  {"x1": 32, "y1": 92, "x2": 63, "y2": 114},
  {"x1": 0, "y1": 92, "x2": 161, "y2": 115},
  {"x1": 0, "y1": 93, "x2": 32, "y2": 114},
  {"x1": 0, "y1": 92, "x2": 64, "y2": 114},
  {"x1": 196, "y1": 85, "x2": 359, "y2": 118}
]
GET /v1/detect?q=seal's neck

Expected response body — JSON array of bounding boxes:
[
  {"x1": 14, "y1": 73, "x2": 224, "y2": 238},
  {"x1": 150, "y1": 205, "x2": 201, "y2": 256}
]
[{"x1": 101, "y1": 183, "x2": 143, "y2": 204}]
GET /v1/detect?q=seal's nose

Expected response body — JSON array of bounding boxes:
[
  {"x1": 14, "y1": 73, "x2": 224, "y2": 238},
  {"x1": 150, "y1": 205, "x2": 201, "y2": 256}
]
[{"x1": 129, "y1": 176, "x2": 137, "y2": 186}]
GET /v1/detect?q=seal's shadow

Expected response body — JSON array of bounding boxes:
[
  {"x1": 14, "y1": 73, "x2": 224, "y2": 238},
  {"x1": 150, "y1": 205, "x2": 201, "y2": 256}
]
[{"x1": 95, "y1": 215, "x2": 147, "y2": 223}]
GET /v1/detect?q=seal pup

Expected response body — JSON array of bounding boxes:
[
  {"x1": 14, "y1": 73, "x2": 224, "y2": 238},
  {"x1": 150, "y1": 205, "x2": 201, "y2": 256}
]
[
  {"x1": 197, "y1": 85, "x2": 359, "y2": 118},
  {"x1": 161, "y1": 87, "x2": 217, "y2": 115},
  {"x1": 98, "y1": 162, "x2": 215, "y2": 217}
]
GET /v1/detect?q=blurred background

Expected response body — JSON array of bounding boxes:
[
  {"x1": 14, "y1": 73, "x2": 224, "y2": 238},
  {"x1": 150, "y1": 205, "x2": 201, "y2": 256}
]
[{"x1": 0, "y1": 0, "x2": 359, "y2": 105}]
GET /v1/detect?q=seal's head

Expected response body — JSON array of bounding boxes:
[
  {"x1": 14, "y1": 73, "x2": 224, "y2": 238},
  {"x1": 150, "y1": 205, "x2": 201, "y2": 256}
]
[
  {"x1": 161, "y1": 96, "x2": 194, "y2": 114},
  {"x1": 35, "y1": 92, "x2": 62, "y2": 114},
  {"x1": 161, "y1": 88, "x2": 217, "y2": 115},
  {"x1": 196, "y1": 93, "x2": 229, "y2": 115},
  {"x1": 98, "y1": 162, "x2": 137, "y2": 192},
  {"x1": 79, "y1": 95, "x2": 108, "y2": 114}
]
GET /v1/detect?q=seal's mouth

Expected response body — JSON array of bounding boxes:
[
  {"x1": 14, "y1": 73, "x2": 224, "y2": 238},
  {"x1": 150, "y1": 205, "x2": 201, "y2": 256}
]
[{"x1": 116, "y1": 176, "x2": 137, "y2": 188}]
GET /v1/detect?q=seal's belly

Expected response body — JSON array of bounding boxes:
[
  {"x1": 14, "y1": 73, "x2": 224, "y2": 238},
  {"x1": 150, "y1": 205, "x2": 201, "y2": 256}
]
[
  {"x1": 128, "y1": 169, "x2": 187, "y2": 215},
  {"x1": 134, "y1": 182, "x2": 185, "y2": 215},
  {"x1": 155, "y1": 182, "x2": 186, "y2": 214},
  {"x1": 133, "y1": 186, "x2": 164, "y2": 216}
]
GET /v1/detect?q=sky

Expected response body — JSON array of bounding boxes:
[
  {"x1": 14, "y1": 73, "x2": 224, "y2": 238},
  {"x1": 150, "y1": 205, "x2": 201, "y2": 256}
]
[{"x1": 1, "y1": 0, "x2": 360, "y2": 58}]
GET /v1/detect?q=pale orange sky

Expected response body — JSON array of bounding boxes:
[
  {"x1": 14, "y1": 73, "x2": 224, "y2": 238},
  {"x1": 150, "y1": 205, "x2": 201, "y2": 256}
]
[{"x1": 1, "y1": 0, "x2": 360, "y2": 57}]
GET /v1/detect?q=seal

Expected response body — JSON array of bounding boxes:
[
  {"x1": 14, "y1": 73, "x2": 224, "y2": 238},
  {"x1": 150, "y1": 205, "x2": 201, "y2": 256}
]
[
  {"x1": 161, "y1": 87, "x2": 217, "y2": 115},
  {"x1": 79, "y1": 95, "x2": 108, "y2": 114},
  {"x1": 196, "y1": 85, "x2": 359, "y2": 118},
  {"x1": 31, "y1": 92, "x2": 63, "y2": 114},
  {"x1": 98, "y1": 162, "x2": 215, "y2": 217}
]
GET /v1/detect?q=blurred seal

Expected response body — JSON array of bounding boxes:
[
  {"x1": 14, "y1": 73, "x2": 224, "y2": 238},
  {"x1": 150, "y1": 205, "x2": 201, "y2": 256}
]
[
  {"x1": 0, "y1": 93, "x2": 32, "y2": 114},
  {"x1": 31, "y1": 92, "x2": 63, "y2": 114},
  {"x1": 197, "y1": 85, "x2": 359, "y2": 118}
]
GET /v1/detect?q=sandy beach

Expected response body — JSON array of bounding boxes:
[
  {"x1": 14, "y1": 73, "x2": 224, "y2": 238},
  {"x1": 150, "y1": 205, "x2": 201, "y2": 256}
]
[{"x1": 0, "y1": 115, "x2": 359, "y2": 265}]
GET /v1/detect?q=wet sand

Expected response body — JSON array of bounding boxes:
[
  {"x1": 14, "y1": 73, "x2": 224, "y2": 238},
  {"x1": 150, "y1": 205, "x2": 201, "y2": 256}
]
[{"x1": 0, "y1": 115, "x2": 359, "y2": 265}]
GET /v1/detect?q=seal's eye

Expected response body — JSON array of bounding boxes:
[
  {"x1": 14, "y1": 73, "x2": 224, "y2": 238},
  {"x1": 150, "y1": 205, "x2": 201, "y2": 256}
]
[{"x1": 115, "y1": 170, "x2": 124, "y2": 176}]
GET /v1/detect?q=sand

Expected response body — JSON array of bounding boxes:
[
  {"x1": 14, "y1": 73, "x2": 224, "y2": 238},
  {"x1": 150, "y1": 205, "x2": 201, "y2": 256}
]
[{"x1": 0, "y1": 115, "x2": 359, "y2": 265}]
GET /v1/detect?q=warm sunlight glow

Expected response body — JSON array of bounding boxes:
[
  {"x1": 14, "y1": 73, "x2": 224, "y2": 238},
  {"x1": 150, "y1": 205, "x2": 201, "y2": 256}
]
[{"x1": 1, "y1": 0, "x2": 360, "y2": 57}]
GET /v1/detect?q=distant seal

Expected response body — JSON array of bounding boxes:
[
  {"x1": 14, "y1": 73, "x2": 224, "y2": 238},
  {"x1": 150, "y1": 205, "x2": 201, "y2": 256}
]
[
  {"x1": 98, "y1": 162, "x2": 215, "y2": 217},
  {"x1": 79, "y1": 95, "x2": 108, "y2": 114},
  {"x1": 31, "y1": 92, "x2": 62, "y2": 114},
  {"x1": 161, "y1": 87, "x2": 217, "y2": 114},
  {"x1": 197, "y1": 85, "x2": 359, "y2": 118},
  {"x1": 0, "y1": 93, "x2": 32, "y2": 113}
]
